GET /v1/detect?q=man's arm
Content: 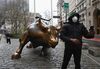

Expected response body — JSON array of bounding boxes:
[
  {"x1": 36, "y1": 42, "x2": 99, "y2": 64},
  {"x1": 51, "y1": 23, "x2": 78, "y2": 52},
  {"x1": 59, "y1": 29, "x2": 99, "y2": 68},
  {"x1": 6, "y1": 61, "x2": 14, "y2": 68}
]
[
  {"x1": 59, "y1": 25, "x2": 71, "y2": 42},
  {"x1": 82, "y1": 24, "x2": 95, "y2": 38}
]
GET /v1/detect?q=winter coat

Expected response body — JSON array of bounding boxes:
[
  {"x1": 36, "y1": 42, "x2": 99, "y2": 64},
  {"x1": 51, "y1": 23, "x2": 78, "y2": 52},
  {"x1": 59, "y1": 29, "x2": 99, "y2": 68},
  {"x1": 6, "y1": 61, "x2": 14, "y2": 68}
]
[{"x1": 59, "y1": 13, "x2": 94, "y2": 46}]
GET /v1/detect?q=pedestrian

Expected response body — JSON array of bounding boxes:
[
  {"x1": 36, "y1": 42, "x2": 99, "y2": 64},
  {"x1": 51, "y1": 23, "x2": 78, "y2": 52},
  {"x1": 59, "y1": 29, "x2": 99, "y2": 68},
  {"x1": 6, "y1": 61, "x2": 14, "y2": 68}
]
[
  {"x1": 59, "y1": 13, "x2": 95, "y2": 69},
  {"x1": 5, "y1": 32, "x2": 11, "y2": 44}
]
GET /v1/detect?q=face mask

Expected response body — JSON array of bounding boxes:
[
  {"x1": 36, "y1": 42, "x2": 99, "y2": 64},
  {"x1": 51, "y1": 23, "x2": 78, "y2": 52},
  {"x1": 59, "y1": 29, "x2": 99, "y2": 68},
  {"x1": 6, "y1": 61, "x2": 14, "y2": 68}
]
[{"x1": 72, "y1": 16, "x2": 78, "y2": 23}]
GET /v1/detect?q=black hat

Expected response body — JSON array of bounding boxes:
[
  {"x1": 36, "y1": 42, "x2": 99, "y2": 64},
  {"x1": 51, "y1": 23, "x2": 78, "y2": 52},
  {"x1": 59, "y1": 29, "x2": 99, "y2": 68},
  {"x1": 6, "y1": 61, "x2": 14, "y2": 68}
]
[{"x1": 68, "y1": 12, "x2": 80, "y2": 22}]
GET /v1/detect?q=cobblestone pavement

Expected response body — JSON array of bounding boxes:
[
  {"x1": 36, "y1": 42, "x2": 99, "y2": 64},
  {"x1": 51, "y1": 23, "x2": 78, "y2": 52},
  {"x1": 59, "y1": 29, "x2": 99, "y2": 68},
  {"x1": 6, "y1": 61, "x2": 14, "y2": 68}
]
[{"x1": 0, "y1": 37, "x2": 100, "y2": 69}]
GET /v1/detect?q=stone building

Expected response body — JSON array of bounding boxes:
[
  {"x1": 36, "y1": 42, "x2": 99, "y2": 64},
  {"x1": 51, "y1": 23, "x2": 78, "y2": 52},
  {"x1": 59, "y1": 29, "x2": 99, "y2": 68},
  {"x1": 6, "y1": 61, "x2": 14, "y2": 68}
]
[
  {"x1": 57, "y1": 0, "x2": 100, "y2": 34},
  {"x1": 86, "y1": 0, "x2": 100, "y2": 34}
]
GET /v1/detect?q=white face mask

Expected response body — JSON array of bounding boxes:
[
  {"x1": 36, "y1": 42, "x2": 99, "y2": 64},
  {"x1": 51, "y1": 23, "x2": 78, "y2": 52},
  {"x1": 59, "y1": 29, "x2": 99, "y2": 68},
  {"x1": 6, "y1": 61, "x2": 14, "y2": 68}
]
[{"x1": 72, "y1": 16, "x2": 78, "y2": 23}]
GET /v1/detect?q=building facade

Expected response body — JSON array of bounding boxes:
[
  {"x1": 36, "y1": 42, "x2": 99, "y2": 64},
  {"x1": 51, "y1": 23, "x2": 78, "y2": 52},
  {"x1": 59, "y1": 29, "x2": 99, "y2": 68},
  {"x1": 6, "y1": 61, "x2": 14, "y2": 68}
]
[
  {"x1": 57, "y1": 0, "x2": 100, "y2": 34},
  {"x1": 57, "y1": 0, "x2": 64, "y2": 26},
  {"x1": 76, "y1": 0, "x2": 87, "y2": 28},
  {"x1": 86, "y1": 0, "x2": 100, "y2": 34},
  {"x1": 67, "y1": 0, "x2": 76, "y2": 13}
]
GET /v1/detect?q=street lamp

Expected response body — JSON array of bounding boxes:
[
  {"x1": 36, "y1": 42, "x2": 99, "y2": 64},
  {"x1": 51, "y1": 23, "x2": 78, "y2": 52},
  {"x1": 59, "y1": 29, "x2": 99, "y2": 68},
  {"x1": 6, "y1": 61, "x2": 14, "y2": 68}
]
[
  {"x1": 51, "y1": 0, "x2": 53, "y2": 25},
  {"x1": 34, "y1": 0, "x2": 36, "y2": 13},
  {"x1": 34, "y1": 0, "x2": 36, "y2": 22}
]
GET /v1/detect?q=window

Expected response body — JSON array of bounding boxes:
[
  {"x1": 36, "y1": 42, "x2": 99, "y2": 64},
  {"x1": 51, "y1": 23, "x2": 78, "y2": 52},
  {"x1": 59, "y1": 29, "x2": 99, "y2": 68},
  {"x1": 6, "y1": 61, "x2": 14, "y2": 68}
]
[
  {"x1": 89, "y1": 20, "x2": 91, "y2": 26},
  {"x1": 89, "y1": 0, "x2": 91, "y2": 6},
  {"x1": 79, "y1": 6, "x2": 81, "y2": 10},
  {"x1": 88, "y1": 12, "x2": 91, "y2": 16},
  {"x1": 82, "y1": 3, "x2": 84, "y2": 8},
  {"x1": 82, "y1": 14, "x2": 84, "y2": 18},
  {"x1": 77, "y1": 7, "x2": 79, "y2": 11}
]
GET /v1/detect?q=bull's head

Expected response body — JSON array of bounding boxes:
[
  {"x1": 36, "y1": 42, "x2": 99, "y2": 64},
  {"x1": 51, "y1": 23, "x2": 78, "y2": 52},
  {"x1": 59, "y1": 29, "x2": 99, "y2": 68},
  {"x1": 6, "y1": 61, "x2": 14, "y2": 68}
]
[{"x1": 47, "y1": 26, "x2": 60, "y2": 48}]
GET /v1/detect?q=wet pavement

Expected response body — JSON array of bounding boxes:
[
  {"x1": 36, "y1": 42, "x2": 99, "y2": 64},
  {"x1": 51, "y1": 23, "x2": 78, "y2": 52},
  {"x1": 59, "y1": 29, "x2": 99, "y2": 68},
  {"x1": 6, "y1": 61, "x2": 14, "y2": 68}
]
[{"x1": 0, "y1": 36, "x2": 100, "y2": 69}]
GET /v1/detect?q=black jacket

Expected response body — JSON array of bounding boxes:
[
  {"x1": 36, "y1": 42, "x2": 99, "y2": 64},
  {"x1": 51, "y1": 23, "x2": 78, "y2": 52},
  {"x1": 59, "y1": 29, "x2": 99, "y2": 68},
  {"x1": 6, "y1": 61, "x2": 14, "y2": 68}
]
[{"x1": 59, "y1": 13, "x2": 94, "y2": 46}]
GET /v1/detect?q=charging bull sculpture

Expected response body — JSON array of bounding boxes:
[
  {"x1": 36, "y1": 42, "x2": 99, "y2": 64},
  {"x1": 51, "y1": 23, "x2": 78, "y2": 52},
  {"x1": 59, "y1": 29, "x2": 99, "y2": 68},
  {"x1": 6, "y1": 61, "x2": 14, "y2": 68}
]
[{"x1": 11, "y1": 17, "x2": 60, "y2": 59}]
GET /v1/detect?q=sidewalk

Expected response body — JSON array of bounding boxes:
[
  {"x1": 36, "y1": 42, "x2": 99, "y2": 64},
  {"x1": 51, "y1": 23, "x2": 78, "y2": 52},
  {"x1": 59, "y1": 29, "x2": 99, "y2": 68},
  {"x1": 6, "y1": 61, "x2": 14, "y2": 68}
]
[{"x1": 81, "y1": 35, "x2": 100, "y2": 69}]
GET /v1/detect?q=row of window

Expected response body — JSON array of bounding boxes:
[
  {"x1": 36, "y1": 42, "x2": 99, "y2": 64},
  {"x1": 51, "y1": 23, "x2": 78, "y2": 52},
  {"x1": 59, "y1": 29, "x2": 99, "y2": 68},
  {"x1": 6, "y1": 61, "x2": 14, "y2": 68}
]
[{"x1": 77, "y1": 2, "x2": 85, "y2": 12}]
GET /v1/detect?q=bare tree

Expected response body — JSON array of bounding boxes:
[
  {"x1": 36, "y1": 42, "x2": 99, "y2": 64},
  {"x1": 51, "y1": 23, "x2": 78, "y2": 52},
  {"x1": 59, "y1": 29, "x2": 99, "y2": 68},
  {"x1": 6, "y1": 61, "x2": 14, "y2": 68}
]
[
  {"x1": 0, "y1": 5, "x2": 6, "y2": 27},
  {"x1": 4, "y1": 0, "x2": 29, "y2": 35}
]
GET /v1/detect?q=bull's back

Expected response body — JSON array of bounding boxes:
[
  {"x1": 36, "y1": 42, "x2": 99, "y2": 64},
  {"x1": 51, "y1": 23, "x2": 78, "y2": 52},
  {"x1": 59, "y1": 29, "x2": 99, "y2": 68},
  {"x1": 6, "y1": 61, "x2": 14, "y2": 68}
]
[{"x1": 27, "y1": 23, "x2": 59, "y2": 48}]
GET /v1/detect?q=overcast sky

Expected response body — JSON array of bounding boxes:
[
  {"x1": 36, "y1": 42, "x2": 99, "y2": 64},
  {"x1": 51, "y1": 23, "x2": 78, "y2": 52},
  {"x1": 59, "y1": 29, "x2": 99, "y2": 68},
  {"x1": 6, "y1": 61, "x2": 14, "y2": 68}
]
[
  {"x1": 29, "y1": 0, "x2": 57, "y2": 16},
  {"x1": 29, "y1": 0, "x2": 58, "y2": 26}
]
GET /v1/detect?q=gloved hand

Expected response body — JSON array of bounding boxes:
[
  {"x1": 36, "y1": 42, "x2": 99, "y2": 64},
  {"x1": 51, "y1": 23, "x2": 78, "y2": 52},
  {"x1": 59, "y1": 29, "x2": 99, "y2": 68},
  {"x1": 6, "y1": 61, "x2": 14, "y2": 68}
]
[
  {"x1": 70, "y1": 38, "x2": 81, "y2": 45},
  {"x1": 89, "y1": 26, "x2": 95, "y2": 35}
]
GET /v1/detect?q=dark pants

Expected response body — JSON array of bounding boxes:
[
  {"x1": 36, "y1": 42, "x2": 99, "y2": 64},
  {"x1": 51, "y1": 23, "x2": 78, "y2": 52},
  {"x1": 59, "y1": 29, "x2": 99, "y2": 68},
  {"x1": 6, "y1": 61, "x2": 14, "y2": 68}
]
[
  {"x1": 61, "y1": 43, "x2": 82, "y2": 69},
  {"x1": 6, "y1": 38, "x2": 11, "y2": 44}
]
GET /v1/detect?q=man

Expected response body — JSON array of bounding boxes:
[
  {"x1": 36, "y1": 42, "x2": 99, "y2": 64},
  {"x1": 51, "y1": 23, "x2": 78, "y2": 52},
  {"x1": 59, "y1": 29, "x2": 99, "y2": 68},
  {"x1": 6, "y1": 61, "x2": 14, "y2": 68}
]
[{"x1": 59, "y1": 13, "x2": 94, "y2": 69}]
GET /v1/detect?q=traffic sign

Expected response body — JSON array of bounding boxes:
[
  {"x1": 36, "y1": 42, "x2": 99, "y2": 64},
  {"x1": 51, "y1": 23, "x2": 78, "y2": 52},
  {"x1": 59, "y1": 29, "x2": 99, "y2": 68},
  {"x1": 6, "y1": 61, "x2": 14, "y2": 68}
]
[{"x1": 64, "y1": 3, "x2": 69, "y2": 10}]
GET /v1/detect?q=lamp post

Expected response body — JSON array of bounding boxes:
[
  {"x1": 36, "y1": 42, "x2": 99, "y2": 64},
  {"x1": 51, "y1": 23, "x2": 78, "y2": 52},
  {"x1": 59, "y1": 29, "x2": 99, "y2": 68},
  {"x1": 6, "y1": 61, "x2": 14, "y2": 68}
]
[
  {"x1": 34, "y1": 0, "x2": 36, "y2": 13},
  {"x1": 51, "y1": 0, "x2": 53, "y2": 25},
  {"x1": 34, "y1": 0, "x2": 36, "y2": 22}
]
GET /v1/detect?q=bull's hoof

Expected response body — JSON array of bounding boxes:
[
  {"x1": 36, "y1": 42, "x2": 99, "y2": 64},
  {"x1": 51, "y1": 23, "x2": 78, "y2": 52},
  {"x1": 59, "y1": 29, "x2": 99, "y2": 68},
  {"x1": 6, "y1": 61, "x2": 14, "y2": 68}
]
[{"x1": 11, "y1": 53, "x2": 21, "y2": 60}]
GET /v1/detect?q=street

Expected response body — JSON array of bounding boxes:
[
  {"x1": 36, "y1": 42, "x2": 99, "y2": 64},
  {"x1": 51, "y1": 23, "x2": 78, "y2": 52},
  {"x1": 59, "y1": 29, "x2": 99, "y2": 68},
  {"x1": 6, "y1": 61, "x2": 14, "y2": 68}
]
[{"x1": 0, "y1": 36, "x2": 100, "y2": 69}]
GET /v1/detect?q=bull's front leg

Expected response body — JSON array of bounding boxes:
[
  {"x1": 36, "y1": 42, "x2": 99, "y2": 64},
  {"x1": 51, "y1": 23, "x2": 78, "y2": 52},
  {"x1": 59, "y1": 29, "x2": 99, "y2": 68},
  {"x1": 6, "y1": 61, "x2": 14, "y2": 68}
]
[
  {"x1": 11, "y1": 32, "x2": 29, "y2": 59},
  {"x1": 11, "y1": 42, "x2": 24, "y2": 59}
]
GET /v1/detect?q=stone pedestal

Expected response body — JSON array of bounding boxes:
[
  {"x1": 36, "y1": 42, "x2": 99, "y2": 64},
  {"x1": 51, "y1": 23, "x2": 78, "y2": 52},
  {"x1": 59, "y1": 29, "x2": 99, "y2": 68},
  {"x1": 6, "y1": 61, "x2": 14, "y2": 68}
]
[{"x1": 88, "y1": 47, "x2": 100, "y2": 57}]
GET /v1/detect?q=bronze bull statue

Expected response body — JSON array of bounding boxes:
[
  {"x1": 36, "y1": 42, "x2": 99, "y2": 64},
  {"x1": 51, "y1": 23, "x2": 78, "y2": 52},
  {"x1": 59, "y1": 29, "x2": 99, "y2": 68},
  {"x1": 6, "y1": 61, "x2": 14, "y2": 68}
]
[{"x1": 11, "y1": 17, "x2": 60, "y2": 59}]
